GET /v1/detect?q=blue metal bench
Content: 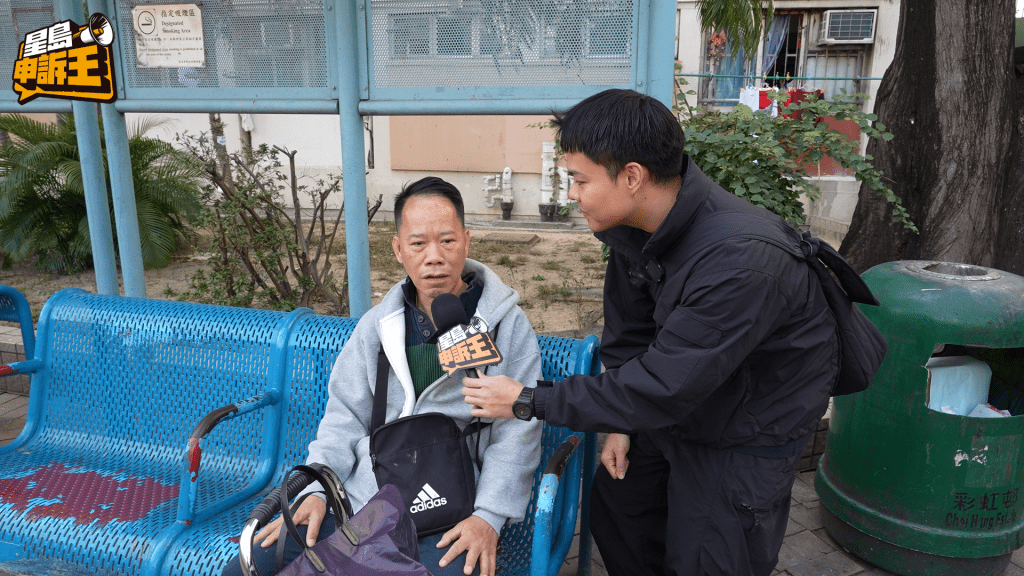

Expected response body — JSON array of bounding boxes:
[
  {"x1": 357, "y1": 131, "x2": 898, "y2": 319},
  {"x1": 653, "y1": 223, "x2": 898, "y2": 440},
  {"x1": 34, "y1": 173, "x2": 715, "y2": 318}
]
[{"x1": 0, "y1": 286, "x2": 599, "y2": 576}]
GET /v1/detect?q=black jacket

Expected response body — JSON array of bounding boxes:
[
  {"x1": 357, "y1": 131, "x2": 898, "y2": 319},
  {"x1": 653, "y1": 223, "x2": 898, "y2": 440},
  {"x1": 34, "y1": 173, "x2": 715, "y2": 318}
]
[{"x1": 534, "y1": 157, "x2": 838, "y2": 448}]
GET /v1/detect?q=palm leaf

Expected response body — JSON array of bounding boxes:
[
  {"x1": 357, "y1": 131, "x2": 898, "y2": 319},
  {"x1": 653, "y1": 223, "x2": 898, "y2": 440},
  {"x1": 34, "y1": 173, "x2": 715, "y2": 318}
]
[{"x1": 696, "y1": 0, "x2": 773, "y2": 58}]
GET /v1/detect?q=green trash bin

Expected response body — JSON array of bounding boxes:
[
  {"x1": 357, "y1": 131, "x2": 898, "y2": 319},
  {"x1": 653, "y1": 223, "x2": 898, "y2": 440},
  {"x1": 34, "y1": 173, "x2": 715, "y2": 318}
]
[{"x1": 816, "y1": 261, "x2": 1024, "y2": 576}]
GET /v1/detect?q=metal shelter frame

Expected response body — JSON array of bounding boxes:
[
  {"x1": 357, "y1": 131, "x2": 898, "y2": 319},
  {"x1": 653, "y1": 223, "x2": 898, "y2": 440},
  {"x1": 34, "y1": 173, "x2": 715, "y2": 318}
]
[{"x1": 1, "y1": 0, "x2": 678, "y2": 316}]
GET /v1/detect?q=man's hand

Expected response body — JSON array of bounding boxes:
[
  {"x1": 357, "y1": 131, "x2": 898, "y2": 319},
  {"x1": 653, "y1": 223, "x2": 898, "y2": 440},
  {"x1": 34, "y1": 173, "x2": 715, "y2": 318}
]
[
  {"x1": 601, "y1": 433, "x2": 630, "y2": 479},
  {"x1": 253, "y1": 494, "x2": 327, "y2": 548},
  {"x1": 461, "y1": 371, "x2": 522, "y2": 419},
  {"x1": 437, "y1": 515, "x2": 498, "y2": 576}
]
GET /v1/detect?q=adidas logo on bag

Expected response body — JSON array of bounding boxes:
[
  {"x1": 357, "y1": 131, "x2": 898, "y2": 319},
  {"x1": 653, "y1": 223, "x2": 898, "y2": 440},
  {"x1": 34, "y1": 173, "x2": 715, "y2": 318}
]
[{"x1": 409, "y1": 483, "x2": 448, "y2": 513}]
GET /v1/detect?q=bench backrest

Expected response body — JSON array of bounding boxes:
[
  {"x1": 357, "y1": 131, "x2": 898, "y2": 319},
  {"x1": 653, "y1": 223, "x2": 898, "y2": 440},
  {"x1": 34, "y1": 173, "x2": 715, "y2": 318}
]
[
  {"x1": 32, "y1": 289, "x2": 296, "y2": 480},
  {"x1": 7, "y1": 287, "x2": 599, "y2": 576}
]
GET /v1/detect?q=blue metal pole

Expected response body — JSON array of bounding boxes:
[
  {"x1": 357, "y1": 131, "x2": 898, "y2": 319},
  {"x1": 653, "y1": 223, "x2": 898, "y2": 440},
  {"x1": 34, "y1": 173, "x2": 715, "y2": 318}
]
[
  {"x1": 336, "y1": 0, "x2": 371, "y2": 316},
  {"x1": 647, "y1": 0, "x2": 678, "y2": 108},
  {"x1": 358, "y1": 99, "x2": 585, "y2": 116},
  {"x1": 57, "y1": 0, "x2": 118, "y2": 295},
  {"x1": 0, "y1": 99, "x2": 72, "y2": 113},
  {"x1": 113, "y1": 99, "x2": 339, "y2": 114},
  {"x1": 88, "y1": 0, "x2": 146, "y2": 298},
  {"x1": 70, "y1": 104, "x2": 119, "y2": 296},
  {"x1": 98, "y1": 107, "x2": 145, "y2": 297}
]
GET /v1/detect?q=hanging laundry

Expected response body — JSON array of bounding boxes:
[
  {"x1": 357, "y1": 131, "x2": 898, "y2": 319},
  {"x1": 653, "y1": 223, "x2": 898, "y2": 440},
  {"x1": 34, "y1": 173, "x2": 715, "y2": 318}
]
[
  {"x1": 782, "y1": 88, "x2": 825, "y2": 119},
  {"x1": 738, "y1": 85, "x2": 778, "y2": 117},
  {"x1": 738, "y1": 86, "x2": 760, "y2": 110}
]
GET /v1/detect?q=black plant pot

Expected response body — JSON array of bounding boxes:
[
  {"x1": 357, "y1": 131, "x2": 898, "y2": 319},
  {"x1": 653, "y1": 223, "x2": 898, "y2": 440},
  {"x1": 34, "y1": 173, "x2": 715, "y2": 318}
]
[
  {"x1": 539, "y1": 203, "x2": 557, "y2": 222},
  {"x1": 500, "y1": 201, "x2": 514, "y2": 220}
]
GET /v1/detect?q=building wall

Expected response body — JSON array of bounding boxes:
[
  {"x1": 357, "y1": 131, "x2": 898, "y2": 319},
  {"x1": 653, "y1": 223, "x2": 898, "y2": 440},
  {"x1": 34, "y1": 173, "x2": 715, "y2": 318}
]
[{"x1": 135, "y1": 112, "x2": 563, "y2": 224}]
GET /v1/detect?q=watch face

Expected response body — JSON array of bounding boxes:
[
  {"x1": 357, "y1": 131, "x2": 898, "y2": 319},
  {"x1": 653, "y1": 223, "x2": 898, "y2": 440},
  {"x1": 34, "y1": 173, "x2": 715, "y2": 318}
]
[{"x1": 513, "y1": 402, "x2": 532, "y2": 420}]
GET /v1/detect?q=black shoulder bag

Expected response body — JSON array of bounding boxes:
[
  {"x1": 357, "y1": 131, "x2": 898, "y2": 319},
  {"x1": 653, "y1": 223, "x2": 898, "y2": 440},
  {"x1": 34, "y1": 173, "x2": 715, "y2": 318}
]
[
  {"x1": 369, "y1": 346, "x2": 489, "y2": 536},
  {"x1": 676, "y1": 212, "x2": 887, "y2": 397},
  {"x1": 797, "y1": 232, "x2": 888, "y2": 396}
]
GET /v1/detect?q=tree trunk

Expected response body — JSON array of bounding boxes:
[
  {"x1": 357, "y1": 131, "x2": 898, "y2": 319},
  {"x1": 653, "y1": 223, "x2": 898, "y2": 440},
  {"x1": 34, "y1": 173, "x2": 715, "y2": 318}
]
[
  {"x1": 993, "y1": 70, "x2": 1024, "y2": 273},
  {"x1": 840, "y1": 0, "x2": 1018, "y2": 274}
]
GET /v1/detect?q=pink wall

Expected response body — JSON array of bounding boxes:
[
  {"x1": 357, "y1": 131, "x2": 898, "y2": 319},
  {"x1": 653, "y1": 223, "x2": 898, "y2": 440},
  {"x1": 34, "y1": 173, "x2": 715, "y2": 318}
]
[{"x1": 390, "y1": 115, "x2": 558, "y2": 174}]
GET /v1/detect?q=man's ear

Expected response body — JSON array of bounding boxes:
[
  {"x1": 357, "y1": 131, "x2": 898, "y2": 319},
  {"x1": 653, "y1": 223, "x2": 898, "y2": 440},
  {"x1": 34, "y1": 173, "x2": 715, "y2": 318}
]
[
  {"x1": 622, "y1": 162, "x2": 648, "y2": 195},
  {"x1": 391, "y1": 235, "x2": 403, "y2": 265}
]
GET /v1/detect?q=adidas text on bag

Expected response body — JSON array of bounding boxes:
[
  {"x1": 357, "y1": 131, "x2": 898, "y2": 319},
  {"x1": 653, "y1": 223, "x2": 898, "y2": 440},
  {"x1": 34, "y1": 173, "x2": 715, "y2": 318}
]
[{"x1": 410, "y1": 484, "x2": 448, "y2": 514}]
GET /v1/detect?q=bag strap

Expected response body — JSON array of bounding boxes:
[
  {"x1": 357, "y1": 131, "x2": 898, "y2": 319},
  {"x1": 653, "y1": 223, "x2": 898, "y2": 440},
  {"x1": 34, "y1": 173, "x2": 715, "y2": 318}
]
[
  {"x1": 371, "y1": 345, "x2": 389, "y2": 435},
  {"x1": 275, "y1": 464, "x2": 357, "y2": 572},
  {"x1": 799, "y1": 232, "x2": 880, "y2": 306},
  {"x1": 673, "y1": 211, "x2": 880, "y2": 307}
]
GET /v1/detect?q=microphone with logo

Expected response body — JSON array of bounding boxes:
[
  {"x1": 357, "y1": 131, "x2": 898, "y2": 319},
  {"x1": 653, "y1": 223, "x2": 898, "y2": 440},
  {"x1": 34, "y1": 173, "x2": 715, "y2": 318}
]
[{"x1": 430, "y1": 293, "x2": 502, "y2": 376}]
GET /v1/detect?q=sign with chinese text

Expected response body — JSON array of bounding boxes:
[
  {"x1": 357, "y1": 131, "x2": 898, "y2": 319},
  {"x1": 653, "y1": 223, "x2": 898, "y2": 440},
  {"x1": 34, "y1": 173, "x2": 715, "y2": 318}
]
[
  {"x1": 131, "y1": 4, "x2": 205, "y2": 68},
  {"x1": 946, "y1": 488, "x2": 1020, "y2": 532},
  {"x1": 437, "y1": 317, "x2": 502, "y2": 376},
  {"x1": 11, "y1": 14, "x2": 117, "y2": 105}
]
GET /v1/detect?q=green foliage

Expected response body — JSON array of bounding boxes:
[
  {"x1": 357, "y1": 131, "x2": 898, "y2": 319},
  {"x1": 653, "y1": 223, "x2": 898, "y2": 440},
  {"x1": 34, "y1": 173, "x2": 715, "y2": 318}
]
[
  {"x1": 680, "y1": 92, "x2": 916, "y2": 232},
  {"x1": 0, "y1": 113, "x2": 205, "y2": 273},
  {"x1": 697, "y1": 0, "x2": 774, "y2": 59},
  {"x1": 178, "y1": 120, "x2": 380, "y2": 314}
]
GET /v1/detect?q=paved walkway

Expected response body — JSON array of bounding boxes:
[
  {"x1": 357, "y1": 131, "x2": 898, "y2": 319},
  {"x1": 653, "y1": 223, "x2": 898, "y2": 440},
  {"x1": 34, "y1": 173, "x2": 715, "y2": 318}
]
[{"x1": 3, "y1": 392, "x2": 1024, "y2": 576}]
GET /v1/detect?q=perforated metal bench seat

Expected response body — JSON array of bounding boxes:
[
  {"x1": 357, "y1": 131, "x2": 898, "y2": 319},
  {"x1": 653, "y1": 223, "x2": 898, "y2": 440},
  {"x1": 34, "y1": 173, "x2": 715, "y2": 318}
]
[{"x1": 0, "y1": 287, "x2": 599, "y2": 576}]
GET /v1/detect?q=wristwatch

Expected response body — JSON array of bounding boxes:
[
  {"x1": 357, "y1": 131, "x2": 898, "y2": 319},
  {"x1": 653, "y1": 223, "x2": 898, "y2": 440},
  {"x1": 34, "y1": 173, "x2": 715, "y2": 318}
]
[{"x1": 512, "y1": 387, "x2": 535, "y2": 421}]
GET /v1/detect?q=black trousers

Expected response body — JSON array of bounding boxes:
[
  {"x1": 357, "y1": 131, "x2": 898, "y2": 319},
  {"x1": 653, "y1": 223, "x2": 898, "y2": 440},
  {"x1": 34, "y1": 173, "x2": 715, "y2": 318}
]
[{"x1": 589, "y1": 432, "x2": 799, "y2": 576}]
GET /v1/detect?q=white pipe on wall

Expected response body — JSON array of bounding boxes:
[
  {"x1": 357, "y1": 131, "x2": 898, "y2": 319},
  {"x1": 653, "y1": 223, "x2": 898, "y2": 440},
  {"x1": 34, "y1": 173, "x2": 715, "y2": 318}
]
[
  {"x1": 501, "y1": 167, "x2": 513, "y2": 203},
  {"x1": 540, "y1": 141, "x2": 556, "y2": 204},
  {"x1": 483, "y1": 174, "x2": 502, "y2": 207},
  {"x1": 557, "y1": 166, "x2": 570, "y2": 206}
]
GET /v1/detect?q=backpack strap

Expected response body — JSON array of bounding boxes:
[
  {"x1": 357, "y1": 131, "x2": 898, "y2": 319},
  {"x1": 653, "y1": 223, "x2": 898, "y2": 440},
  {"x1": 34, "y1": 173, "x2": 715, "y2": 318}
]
[
  {"x1": 370, "y1": 345, "x2": 389, "y2": 435},
  {"x1": 675, "y1": 211, "x2": 879, "y2": 307},
  {"x1": 799, "y1": 233, "x2": 880, "y2": 306}
]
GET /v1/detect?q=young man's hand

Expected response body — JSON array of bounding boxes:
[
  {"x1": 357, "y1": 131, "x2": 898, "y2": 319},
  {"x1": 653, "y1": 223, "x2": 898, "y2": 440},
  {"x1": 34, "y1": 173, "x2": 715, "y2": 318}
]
[
  {"x1": 252, "y1": 494, "x2": 327, "y2": 548},
  {"x1": 461, "y1": 371, "x2": 522, "y2": 419},
  {"x1": 601, "y1": 433, "x2": 630, "y2": 479},
  {"x1": 437, "y1": 515, "x2": 498, "y2": 576}
]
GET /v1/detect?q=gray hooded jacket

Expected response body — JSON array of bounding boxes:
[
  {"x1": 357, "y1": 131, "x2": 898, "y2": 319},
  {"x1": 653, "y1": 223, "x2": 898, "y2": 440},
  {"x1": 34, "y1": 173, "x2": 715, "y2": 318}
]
[{"x1": 303, "y1": 259, "x2": 543, "y2": 535}]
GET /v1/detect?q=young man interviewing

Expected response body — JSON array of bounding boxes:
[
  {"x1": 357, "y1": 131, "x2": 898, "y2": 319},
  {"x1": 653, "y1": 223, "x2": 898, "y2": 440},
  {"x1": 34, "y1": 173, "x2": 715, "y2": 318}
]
[{"x1": 462, "y1": 90, "x2": 839, "y2": 576}]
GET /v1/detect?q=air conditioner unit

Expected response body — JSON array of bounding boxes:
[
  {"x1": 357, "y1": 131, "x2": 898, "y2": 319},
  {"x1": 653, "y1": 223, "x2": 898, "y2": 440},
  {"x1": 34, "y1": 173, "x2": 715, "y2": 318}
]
[{"x1": 820, "y1": 9, "x2": 877, "y2": 44}]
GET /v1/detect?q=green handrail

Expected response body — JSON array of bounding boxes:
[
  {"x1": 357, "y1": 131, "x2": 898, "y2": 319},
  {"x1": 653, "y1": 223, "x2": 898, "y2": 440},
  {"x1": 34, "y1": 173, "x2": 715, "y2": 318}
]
[{"x1": 675, "y1": 73, "x2": 884, "y2": 82}]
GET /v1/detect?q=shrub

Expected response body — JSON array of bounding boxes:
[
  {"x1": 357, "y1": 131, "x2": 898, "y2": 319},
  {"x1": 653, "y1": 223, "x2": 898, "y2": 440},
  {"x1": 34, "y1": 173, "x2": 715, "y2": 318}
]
[
  {"x1": 679, "y1": 90, "x2": 915, "y2": 231},
  {"x1": 0, "y1": 114, "x2": 204, "y2": 273},
  {"x1": 178, "y1": 119, "x2": 381, "y2": 314}
]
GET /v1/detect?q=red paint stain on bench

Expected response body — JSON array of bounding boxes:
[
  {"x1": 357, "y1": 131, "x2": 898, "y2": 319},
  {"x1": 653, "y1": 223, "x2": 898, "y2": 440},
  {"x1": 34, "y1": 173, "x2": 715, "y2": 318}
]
[
  {"x1": 187, "y1": 438, "x2": 201, "y2": 482},
  {"x1": 0, "y1": 463, "x2": 178, "y2": 525}
]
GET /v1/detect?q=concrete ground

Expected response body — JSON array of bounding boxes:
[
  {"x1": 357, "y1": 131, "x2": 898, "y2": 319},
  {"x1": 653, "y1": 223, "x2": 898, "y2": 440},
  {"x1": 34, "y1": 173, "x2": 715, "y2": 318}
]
[{"x1": 3, "y1": 392, "x2": 1024, "y2": 576}]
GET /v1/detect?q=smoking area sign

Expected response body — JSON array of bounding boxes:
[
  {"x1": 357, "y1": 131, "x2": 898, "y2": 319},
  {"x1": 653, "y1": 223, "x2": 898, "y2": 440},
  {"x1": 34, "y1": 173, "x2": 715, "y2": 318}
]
[{"x1": 131, "y1": 4, "x2": 205, "y2": 68}]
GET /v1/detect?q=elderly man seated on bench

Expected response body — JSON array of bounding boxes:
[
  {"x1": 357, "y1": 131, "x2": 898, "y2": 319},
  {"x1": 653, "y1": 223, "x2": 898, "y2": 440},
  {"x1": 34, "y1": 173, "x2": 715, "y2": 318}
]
[{"x1": 223, "y1": 177, "x2": 542, "y2": 576}]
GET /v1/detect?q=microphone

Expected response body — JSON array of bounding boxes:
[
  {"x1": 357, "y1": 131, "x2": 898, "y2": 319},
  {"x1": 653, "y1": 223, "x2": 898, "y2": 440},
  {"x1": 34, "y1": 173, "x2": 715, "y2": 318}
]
[
  {"x1": 431, "y1": 293, "x2": 467, "y2": 336},
  {"x1": 431, "y1": 293, "x2": 502, "y2": 376}
]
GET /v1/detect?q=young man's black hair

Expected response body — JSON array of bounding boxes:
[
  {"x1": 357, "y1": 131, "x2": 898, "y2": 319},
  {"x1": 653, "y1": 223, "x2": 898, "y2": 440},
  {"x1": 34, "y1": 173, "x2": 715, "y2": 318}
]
[
  {"x1": 394, "y1": 176, "x2": 465, "y2": 231},
  {"x1": 551, "y1": 88, "x2": 686, "y2": 184}
]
